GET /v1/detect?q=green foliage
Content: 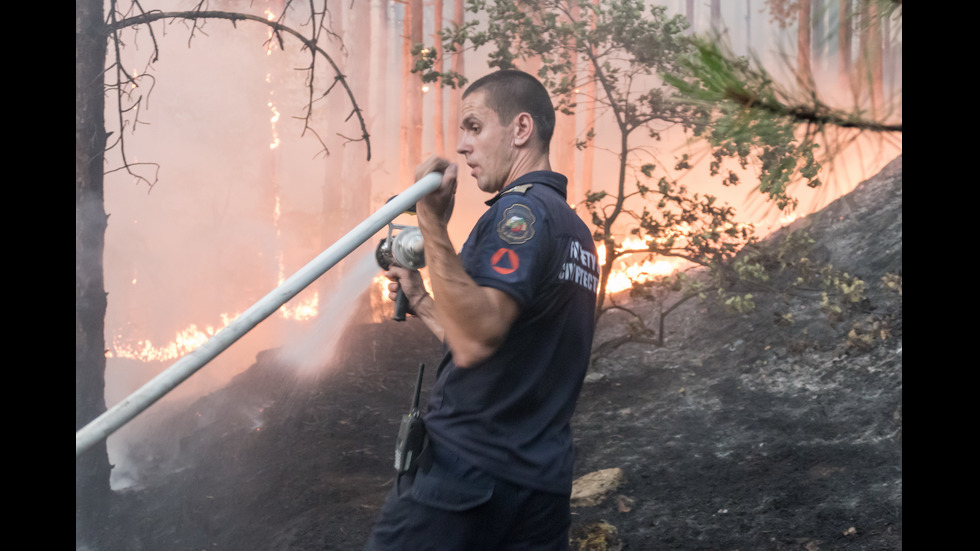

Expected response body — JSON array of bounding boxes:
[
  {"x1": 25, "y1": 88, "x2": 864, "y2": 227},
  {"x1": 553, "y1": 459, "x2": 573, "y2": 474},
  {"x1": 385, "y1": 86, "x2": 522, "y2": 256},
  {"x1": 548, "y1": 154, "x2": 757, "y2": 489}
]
[
  {"x1": 416, "y1": 0, "x2": 697, "y2": 129},
  {"x1": 663, "y1": 0, "x2": 902, "y2": 212},
  {"x1": 882, "y1": 272, "x2": 902, "y2": 300},
  {"x1": 819, "y1": 272, "x2": 866, "y2": 322},
  {"x1": 663, "y1": 38, "x2": 829, "y2": 211},
  {"x1": 719, "y1": 289, "x2": 756, "y2": 315},
  {"x1": 746, "y1": 227, "x2": 871, "y2": 324},
  {"x1": 416, "y1": 0, "x2": 782, "y2": 345}
]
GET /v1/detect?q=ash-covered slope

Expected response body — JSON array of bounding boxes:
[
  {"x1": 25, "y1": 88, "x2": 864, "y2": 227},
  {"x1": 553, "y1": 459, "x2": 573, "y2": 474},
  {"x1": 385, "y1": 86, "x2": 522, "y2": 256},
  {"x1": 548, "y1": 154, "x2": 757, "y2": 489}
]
[
  {"x1": 569, "y1": 155, "x2": 902, "y2": 550},
  {"x1": 104, "y1": 156, "x2": 902, "y2": 551}
]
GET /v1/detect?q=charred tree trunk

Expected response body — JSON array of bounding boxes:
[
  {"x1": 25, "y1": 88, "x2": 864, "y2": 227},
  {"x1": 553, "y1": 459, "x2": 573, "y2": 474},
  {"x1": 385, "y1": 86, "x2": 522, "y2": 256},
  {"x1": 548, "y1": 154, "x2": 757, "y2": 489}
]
[{"x1": 76, "y1": 0, "x2": 112, "y2": 545}]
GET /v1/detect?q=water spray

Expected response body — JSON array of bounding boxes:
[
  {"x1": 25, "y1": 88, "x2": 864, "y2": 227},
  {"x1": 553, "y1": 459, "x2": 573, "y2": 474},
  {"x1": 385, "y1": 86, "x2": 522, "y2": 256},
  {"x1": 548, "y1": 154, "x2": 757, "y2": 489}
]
[{"x1": 76, "y1": 173, "x2": 443, "y2": 459}]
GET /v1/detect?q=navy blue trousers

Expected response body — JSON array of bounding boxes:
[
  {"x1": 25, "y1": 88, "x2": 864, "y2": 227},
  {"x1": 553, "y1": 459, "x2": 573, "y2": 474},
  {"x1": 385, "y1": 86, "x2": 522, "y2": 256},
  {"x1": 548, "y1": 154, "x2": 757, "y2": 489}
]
[{"x1": 365, "y1": 442, "x2": 571, "y2": 551}]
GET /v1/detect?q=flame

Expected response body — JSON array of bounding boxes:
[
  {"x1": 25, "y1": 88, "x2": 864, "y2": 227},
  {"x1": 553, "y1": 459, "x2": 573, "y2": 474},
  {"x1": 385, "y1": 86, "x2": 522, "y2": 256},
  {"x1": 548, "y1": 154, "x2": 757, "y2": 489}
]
[
  {"x1": 264, "y1": 8, "x2": 277, "y2": 56},
  {"x1": 268, "y1": 101, "x2": 281, "y2": 150},
  {"x1": 599, "y1": 236, "x2": 685, "y2": 294},
  {"x1": 369, "y1": 272, "x2": 434, "y2": 322},
  {"x1": 109, "y1": 244, "x2": 685, "y2": 362},
  {"x1": 278, "y1": 293, "x2": 319, "y2": 321},
  {"x1": 373, "y1": 273, "x2": 389, "y2": 300},
  {"x1": 107, "y1": 291, "x2": 324, "y2": 361},
  {"x1": 778, "y1": 212, "x2": 799, "y2": 227},
  {"x1": 108, "y1": 46, "x2": 311, "y2": 360},
  {"x1": 108, "y1": 314, "x2": 238, "y2": 362},
  {"x1": 264, "y1": 7, "x2": 280, "y2": 148}
]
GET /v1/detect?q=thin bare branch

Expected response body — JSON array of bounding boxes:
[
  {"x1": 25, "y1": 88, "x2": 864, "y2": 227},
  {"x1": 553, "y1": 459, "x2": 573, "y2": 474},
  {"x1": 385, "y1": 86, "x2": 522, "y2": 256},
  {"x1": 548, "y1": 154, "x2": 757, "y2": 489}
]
[{"x1": 106, "y1": 7, "x2": 371, "y2": 161}]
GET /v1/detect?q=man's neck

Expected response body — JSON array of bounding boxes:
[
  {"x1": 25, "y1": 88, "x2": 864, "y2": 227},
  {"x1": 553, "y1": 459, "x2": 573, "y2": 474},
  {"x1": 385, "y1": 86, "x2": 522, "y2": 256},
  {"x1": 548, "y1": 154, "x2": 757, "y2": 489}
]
[{"x1": 505, "y1": 150, "x2": 552, "y2": 188}]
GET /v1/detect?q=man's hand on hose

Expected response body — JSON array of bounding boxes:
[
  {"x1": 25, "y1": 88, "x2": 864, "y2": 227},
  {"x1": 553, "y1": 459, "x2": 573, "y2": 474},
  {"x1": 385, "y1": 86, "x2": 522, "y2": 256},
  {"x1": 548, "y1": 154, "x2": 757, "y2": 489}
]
[
  {"x1": 415, "y1": 156, "x2": 458, "y2": 226},
  {"x1": 385, "y1": 266, "x2": 445, "y2": 341},
  {"x1": 385, "y1": 266, "x2": 429, "y2": 316}
]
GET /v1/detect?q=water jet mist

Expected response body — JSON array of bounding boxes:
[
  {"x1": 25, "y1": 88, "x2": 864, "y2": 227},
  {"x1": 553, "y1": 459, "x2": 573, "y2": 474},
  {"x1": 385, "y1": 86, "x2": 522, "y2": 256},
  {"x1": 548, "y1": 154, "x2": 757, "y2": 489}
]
[
  {"x1": 77, "y1": 173, "x2": 443, "y2": 458},
  {"x1": 275, "y1": 246, "x2": 384, "y2": 375}
]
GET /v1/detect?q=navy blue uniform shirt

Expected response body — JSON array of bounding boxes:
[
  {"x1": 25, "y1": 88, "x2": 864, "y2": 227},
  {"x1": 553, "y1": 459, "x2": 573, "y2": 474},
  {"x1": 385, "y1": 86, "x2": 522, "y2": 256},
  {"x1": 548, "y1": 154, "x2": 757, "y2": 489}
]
[{"x1": 423, "y1": 170, "x2": 599, "y2": 494}]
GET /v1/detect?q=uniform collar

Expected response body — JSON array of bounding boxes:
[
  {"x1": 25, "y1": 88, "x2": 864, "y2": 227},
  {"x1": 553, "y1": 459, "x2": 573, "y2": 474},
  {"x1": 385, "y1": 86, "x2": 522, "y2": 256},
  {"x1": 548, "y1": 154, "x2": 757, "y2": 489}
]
[{"x1": 484, "y1": 171, "x2": 568, "y2": 206}]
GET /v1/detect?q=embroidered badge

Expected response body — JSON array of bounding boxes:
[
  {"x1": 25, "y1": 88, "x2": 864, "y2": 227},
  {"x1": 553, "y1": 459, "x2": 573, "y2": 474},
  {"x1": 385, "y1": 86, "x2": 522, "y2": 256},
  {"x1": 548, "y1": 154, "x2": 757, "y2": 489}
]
[
  {"x1": 491, "y1": 248, "x2": 520, "y2": 275},
  {"x1": 496, "y1": 203, "x2": 536, "y2": 245}
]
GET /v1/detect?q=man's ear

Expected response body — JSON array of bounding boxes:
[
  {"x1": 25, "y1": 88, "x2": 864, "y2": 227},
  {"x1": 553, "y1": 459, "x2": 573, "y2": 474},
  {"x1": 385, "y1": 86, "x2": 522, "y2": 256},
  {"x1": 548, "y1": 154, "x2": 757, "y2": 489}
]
[{"x1": 512, "y1": 112, "x2": 534, "y2": 147}]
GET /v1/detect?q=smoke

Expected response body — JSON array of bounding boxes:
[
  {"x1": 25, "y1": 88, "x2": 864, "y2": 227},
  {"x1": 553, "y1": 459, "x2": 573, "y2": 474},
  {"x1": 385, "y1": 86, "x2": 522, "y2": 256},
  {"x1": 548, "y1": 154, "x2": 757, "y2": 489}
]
[{"x1": 96, "y1": 0, "x2": 900, "y2": 491}]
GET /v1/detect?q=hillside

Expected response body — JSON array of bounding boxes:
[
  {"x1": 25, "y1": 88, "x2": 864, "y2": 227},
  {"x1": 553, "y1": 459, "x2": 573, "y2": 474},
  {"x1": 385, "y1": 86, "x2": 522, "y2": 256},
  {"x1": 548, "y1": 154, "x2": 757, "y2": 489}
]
[{"x1": 98, "y1": 156, "x2": 902, "y2": 551}]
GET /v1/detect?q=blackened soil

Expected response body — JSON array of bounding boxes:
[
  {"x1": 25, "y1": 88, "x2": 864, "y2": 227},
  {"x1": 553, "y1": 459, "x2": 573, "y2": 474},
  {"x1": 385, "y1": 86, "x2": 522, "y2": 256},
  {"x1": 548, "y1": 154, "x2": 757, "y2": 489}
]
[{"x1": 97, "y1": 157, "x2": 902, "y2": 551}]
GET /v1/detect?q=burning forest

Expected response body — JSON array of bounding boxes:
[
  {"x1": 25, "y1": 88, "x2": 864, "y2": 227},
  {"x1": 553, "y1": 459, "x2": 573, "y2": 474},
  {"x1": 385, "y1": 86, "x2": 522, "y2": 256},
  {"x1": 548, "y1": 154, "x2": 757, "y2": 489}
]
[{"x1": 78, "y1": 1, "x2": 901, "y2": 549}]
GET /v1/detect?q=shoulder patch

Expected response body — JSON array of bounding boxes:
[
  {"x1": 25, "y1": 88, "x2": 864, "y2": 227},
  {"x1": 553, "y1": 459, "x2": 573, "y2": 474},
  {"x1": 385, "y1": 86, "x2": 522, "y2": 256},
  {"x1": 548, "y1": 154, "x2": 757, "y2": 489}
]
[
  {"x1": 496, "y1": 203, "x2": 536, "y2": 245},
  {"x1": 502, "y1": 183, "x2": 534, "y2": 195}
]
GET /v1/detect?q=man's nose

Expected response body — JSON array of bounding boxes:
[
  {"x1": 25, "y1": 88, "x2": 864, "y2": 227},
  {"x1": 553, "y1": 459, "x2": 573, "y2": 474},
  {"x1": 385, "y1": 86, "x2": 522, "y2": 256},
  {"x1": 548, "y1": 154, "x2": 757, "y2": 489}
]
[{"x1": 456, "y1": 134, "x2": 470, "y2": 155}]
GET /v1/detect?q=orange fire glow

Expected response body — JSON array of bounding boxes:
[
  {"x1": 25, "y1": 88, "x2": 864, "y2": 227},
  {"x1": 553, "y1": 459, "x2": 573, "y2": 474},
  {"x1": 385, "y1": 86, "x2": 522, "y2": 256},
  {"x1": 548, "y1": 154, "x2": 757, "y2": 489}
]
[
  {"x1": 107, "y1": 291, "x2": 323, "y2": 362},
  {"x1": 108, "y1": 313, "x2": 238, "y2": 363},
  {"x1": 599, "y1": 236, "x2": 685, "y2": 294},
  {"x1": 264, "y1": 8, "x2": 277, "y2": 56}
]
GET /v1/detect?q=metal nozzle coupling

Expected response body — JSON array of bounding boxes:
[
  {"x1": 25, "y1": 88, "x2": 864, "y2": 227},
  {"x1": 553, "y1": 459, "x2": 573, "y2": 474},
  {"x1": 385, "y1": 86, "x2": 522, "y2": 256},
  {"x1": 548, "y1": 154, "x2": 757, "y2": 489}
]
[
  {"x1": 391, "y1": 226, "x2": 425, "y2": 270},
  {"x1": 376, "y1": 225, "x2": 425, "y2": 271}
]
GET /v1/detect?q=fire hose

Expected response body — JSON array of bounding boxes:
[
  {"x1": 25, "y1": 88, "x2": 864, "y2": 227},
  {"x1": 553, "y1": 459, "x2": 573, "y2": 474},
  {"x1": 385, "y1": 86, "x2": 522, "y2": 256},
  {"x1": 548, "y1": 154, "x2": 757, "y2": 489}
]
[{"x1": 76, "y1": 172, "x2": 443, "y2": 459}]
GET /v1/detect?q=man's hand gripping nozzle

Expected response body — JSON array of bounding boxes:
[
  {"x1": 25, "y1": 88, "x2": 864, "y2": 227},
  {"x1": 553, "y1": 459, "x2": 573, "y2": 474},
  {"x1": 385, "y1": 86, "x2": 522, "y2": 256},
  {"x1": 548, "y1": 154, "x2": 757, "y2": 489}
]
[{"x1": 375, "y1": 204, "x2": 426, "y2": 322}]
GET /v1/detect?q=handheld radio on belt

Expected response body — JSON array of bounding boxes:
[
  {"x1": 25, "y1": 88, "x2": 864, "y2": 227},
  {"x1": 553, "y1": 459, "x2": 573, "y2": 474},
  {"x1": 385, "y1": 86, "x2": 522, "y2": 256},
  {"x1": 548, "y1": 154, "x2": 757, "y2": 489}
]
[{"x1": 394, "y1": 362, "x2": 427, "y2": 474}]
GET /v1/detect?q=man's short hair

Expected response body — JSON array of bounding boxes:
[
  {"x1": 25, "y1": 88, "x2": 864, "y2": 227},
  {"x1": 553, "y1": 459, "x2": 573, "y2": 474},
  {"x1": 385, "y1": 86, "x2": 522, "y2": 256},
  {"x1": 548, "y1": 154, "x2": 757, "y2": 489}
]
[{"x1": 464, "y1": 69, "x2": 556, "y2": 151}]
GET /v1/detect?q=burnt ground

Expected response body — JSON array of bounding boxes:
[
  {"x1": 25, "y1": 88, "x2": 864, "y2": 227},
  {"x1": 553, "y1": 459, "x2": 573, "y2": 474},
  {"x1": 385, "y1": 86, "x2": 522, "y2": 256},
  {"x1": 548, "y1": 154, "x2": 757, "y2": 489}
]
[{"x1": 95, "y1": 156, "x2": 902, "y2": 551}]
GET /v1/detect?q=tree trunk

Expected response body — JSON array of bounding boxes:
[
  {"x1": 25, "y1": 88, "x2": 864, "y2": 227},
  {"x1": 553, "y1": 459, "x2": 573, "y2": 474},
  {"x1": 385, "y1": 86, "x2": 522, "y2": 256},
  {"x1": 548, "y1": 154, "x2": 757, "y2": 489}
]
[
  {"x1": 432, "y1": 0, "x2": 446, "y2": 156},
  {"x1": 581, "y1": 0, "x2": 599, "y2": 203},
  {"x1": 797, "y1": 0, "x2": 815, "y2": 91},
  {"x1": 448, "y1": 0, "x2": 465, "y2": 153},
  {"x1": 838, "y1": 0, "x2": 852, "y2": 96},
  {"x1": 342, "y1": 0, "x2": 374, "y2": 324},
  {"x1": 321, "y1": 0, "x2": 348, "y2": 298},
  {"x1": 76, "y1": 0, "x2": 112, "y2": 545},
  {"x1": 859, "y1": 0, "x2": 884, "y2": 115},
  {"x1": 813, "y1": 0, "x2": 826, "y2": 65},
  {"x1": 400, "y1": 0, "x2": 424, "y2": 184},
  {"x1": 552, "y1": 1, "x2": 579, "y2": 185},
  {"x1": 581, "y1": 73, "x2": 595, "y2": 202}
]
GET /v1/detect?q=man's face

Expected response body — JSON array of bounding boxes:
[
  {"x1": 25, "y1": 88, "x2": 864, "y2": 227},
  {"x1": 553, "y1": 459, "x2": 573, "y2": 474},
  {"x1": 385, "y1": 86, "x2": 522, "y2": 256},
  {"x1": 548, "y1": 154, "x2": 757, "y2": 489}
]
[{"x1": 457, "y1": 90, "x2": 517, "y2": 194}]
